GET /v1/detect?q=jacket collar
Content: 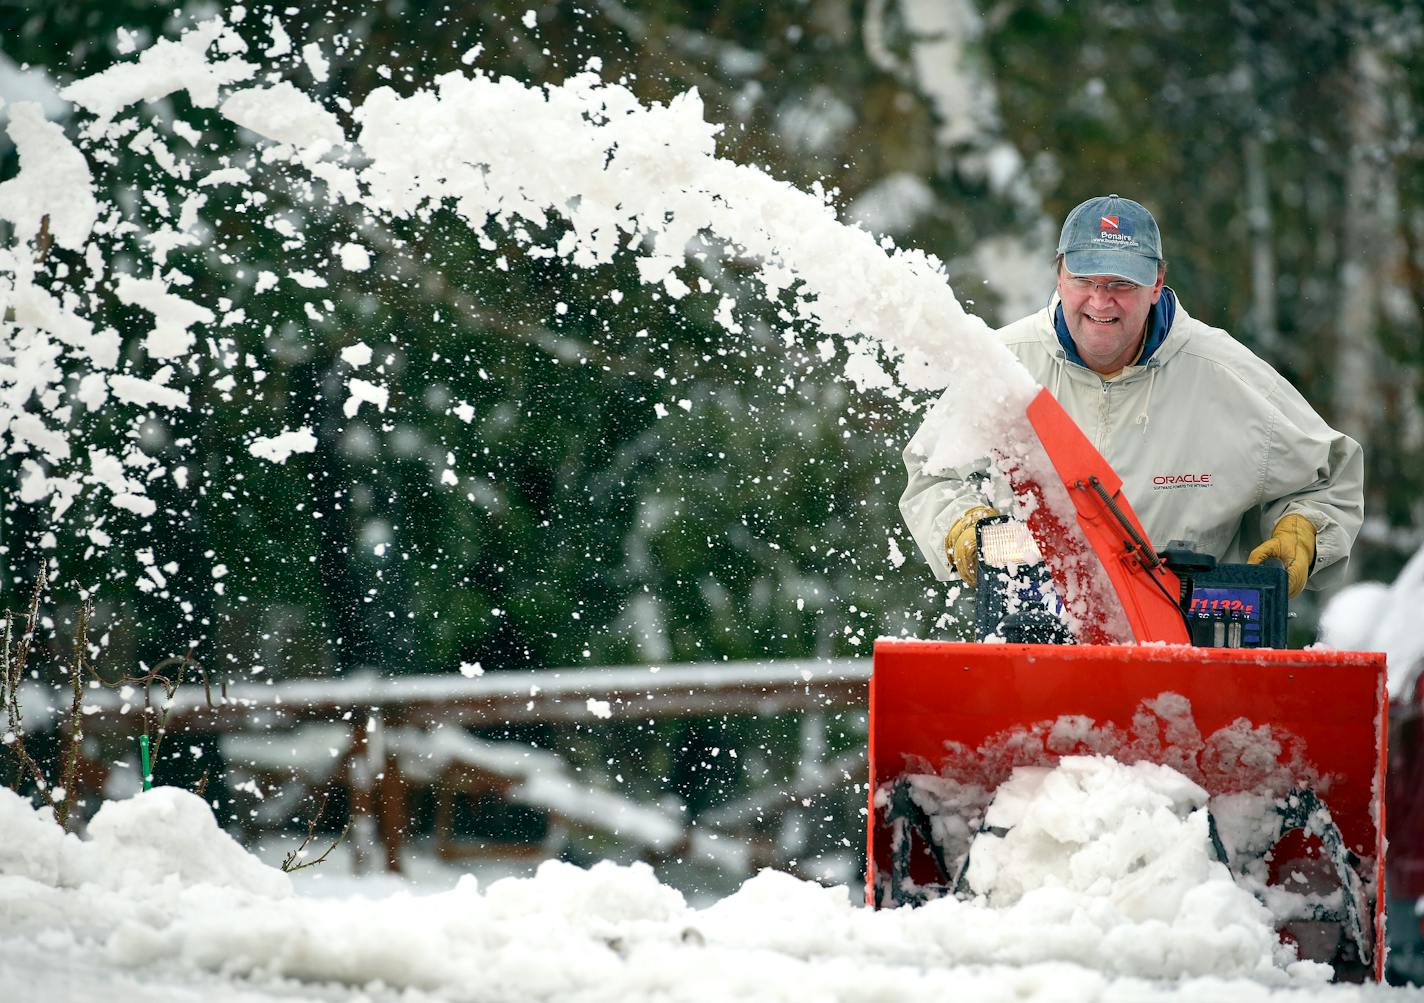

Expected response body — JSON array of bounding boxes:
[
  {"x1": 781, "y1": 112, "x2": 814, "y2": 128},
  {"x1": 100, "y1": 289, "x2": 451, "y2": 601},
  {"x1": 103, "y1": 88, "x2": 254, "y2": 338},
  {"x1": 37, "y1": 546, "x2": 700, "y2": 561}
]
[{"x1": 1052, "y1": 287, "x2": 1179, "y2": 371}]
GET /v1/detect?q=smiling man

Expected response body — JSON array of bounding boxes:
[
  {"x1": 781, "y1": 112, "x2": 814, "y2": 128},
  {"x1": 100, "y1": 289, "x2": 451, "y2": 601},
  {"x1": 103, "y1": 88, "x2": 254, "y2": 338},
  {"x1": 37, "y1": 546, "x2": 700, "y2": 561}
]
[{"x1": 900, "y1": 194, "x2": 1363, "y2": 608}]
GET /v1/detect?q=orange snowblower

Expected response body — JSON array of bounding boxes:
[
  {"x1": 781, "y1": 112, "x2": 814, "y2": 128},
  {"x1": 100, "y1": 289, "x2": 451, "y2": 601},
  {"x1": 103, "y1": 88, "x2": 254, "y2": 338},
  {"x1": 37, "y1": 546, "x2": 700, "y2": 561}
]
[{"x1": 868, "y1": 389, "x2": 1388, "y2": 981}]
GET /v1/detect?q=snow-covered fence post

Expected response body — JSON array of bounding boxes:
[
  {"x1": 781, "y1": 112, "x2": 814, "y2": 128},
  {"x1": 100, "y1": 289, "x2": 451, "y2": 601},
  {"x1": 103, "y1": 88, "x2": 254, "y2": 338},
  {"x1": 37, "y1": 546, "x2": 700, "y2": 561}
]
[
  {"x1": 376, "y1": 722, "x2": 407, "y2": 871},
  {"x1": 347, "y1": 709, "x2": 397, "y2": 872},
  {"x1": 346, "y1": 713, "x2": 374, "y2": 873}
]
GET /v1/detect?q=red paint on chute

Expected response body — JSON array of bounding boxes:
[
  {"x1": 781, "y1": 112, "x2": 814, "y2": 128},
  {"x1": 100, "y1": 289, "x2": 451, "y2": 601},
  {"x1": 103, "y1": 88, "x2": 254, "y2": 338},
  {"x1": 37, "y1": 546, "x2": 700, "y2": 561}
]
[{"x1": 1022, "y1": 388, "x2": 1189, "y2": 645}]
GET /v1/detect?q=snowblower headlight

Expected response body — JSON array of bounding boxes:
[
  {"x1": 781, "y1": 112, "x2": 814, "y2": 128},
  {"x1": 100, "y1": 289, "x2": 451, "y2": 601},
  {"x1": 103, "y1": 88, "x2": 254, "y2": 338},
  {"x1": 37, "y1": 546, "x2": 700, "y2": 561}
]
[{"x1": 980, "y1": 519, "x2": 1043, "y2": 569}]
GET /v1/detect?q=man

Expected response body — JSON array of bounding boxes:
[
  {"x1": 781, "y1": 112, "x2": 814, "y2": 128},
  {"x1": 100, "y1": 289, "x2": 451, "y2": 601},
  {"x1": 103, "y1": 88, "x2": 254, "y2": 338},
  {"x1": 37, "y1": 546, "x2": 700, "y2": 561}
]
[{"x1": 900, "y1": 194, "x2": 1363, "y2": 605}]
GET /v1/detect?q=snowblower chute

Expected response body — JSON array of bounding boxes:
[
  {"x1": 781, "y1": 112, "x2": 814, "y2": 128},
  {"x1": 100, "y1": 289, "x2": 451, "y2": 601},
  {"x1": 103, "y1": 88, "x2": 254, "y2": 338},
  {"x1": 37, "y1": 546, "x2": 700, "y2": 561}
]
[{"x1": 870, "y1": 389, "x2": 1389, "y2": 981}]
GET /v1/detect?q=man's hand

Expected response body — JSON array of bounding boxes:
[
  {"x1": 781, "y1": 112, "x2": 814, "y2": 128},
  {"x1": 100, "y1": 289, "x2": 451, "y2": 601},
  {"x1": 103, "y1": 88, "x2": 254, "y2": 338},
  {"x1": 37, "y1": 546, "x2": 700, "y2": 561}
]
[
  {"x1": 945, "y1": 505, "x2": 999, "y2": 586},
  {"x1": 1248, "y1": 513, "x2": 1317, "y2": 598}
]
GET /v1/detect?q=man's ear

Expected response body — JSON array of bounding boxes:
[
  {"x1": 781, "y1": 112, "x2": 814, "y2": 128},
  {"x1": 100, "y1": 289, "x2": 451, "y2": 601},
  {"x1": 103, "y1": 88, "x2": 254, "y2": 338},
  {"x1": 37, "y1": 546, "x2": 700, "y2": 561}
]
[{"x1": 1150, "y1": 263, "x2": 1166, "y2": 302}]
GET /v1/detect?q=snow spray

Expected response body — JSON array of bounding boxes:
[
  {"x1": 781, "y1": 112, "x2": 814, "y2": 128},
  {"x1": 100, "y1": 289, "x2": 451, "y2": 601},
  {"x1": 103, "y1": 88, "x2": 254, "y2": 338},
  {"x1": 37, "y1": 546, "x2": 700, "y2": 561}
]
[{"x1": 0, "y1": 11, "x2": 1123, "y2": 628}]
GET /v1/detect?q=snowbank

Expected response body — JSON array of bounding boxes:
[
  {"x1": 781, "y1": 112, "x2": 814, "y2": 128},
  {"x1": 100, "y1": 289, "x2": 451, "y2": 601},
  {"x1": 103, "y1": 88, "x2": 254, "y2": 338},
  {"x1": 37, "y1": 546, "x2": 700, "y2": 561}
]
[
  {"x1": 1319, "y1": 543, "x2": 1424, "y2": 698},
  {"x1": 0, "y1": 758, "x2": 1355, "y2": 1002}
]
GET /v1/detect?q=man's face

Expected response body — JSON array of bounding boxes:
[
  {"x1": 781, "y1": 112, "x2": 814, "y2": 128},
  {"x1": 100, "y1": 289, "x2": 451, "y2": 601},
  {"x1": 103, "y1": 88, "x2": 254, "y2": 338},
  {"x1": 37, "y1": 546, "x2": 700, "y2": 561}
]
[{"x1": 1056, "y1": 265, "x2": 1165, "y2": 375}]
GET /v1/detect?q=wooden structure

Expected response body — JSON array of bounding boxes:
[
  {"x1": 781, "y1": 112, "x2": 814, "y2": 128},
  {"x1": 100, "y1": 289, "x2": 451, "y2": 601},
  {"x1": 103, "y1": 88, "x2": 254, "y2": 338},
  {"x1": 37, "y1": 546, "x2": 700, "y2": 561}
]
[{"x1": 36, "y1": 658, "x2": 871, "y2": 873}]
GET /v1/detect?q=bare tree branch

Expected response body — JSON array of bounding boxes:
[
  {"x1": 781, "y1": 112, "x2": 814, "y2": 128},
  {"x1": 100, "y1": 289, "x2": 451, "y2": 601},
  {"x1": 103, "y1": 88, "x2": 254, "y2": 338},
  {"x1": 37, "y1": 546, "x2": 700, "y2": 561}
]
[
  {"x1": 281, "y1": 790, "x2": 354, "y2": 872},
  {"x1": 55, "y1": 600, "x2": 91, "y2": 830}
]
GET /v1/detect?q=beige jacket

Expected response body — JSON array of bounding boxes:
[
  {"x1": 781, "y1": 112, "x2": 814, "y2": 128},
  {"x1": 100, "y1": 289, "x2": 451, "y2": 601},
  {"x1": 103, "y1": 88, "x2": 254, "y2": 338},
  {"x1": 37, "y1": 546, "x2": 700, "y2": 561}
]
[{"x1": 900, "y1": 296, "x2": 1364, "y2": 589}]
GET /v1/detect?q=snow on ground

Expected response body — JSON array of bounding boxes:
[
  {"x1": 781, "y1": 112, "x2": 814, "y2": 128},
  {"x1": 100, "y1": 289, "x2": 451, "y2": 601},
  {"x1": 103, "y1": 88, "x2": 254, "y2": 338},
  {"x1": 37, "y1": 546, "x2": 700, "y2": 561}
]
[{"x1": 3, "y1": 760, "x2": 1423, "y2": 1003}]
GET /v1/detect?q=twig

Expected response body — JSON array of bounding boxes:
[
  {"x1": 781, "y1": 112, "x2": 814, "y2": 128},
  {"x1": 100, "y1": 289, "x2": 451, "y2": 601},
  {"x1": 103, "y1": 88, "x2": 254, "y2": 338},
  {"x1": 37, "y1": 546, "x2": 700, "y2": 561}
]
[
  {"x1": 87, "y1": 648, "x2": 218, "y2": 761},
  {"x1": 35, "y1": 214, "x2": 52, "y2": 264},
  {"x1": 55, "y1": 600, "x2": 91, "y2": 830},
  {"x1": 3, "y1": 571, "x2": 51, "y2": 797},
  {"x1": 0, "y1": 574, "x2": 219, "y2": 828},
  {"x1": 281, "y1": 790, "x2": 354, "y2": 872},
  {"x1": 2, "y1": 614, "x2": 14, "y2": 773}
]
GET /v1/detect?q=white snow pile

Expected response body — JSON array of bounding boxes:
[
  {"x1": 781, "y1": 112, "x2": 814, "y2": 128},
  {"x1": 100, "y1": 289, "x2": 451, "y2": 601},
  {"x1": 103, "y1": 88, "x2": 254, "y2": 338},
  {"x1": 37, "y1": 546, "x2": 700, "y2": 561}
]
[
  {"x1": 960, "y1": 757, "x2": 1293, "y2": 976},
  {"x1": 0, "y1": 757, "x2": 1355, "y2": 1002},
  {"x1": 884, "y1": 694, "x2": 1343, "y2": 946},
  {"x1": 0, "y1": 785, "x2": 290, "y2": 942},
  {"x1": 1318, "y1": 541, "x2": 1424, "y2": 698}
]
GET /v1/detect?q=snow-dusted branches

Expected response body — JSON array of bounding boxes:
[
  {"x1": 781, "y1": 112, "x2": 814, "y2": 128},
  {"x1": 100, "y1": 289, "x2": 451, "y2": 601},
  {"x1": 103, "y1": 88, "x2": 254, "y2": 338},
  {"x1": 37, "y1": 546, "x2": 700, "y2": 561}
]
[{"x1": 0, "y1": 567, "x2": 220, "y2": 828}]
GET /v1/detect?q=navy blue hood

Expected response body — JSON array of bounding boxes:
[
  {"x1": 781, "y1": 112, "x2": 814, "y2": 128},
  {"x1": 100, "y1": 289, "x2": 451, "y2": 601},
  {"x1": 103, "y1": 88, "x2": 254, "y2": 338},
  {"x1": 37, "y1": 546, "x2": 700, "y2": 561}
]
[{"x1": 1053, "y1": 287, "x2": 1178, "y2": 371}]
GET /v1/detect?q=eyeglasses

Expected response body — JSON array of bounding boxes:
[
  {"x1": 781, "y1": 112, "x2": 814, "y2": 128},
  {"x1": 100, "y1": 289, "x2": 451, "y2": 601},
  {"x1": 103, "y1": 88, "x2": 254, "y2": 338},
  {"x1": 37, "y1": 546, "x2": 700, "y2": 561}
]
[{"x1": 1066, "y1": 276, "x2": 1143, "y2": 295}]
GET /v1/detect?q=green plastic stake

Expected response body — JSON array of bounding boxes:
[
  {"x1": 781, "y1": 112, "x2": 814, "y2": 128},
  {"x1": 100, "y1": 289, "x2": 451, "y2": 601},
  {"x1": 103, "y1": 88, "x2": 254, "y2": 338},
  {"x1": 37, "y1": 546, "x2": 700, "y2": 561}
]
[{"x1": 139, "y1": 734, "x2": 153, "y2": 791}]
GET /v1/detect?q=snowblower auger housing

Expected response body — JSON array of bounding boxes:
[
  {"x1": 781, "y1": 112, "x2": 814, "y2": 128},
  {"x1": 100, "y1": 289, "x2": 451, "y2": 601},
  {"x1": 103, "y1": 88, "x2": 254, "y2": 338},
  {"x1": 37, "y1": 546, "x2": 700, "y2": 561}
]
[
  {"x1": 872, "y1": 389, "x2": 1389, "y2": 980},
  {"x1": 866, "y1": 642, "x2": 1388, "y2": 976}
]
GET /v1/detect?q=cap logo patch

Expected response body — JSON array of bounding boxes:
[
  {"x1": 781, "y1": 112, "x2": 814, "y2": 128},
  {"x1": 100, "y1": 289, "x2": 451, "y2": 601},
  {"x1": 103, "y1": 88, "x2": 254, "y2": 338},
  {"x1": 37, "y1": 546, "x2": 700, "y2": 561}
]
[{"x1": 1094, "y1": 212, "x2": 1138, "y2": 248}]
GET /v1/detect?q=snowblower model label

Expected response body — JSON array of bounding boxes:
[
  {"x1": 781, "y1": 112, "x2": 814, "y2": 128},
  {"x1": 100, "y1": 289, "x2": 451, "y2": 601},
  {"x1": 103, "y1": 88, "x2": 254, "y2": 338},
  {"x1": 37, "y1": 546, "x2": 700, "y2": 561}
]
[
  {"x1": 1188, "y1": 589, "x2": 1258, "y2": 616},
  {"x1": 1189, "y1": 587, "x2": 1264, "y2": 644}
]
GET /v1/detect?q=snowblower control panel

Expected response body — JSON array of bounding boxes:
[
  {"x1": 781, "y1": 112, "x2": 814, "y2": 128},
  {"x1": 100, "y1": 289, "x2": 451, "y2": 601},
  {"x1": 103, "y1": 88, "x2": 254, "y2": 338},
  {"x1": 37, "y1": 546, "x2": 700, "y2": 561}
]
[
  {"x1": 974, "y1": 520, "x2": 1289, "y2": 649},
  {"x1": 1159, "y1": 543, "x2": 1289, "y2": 649}
]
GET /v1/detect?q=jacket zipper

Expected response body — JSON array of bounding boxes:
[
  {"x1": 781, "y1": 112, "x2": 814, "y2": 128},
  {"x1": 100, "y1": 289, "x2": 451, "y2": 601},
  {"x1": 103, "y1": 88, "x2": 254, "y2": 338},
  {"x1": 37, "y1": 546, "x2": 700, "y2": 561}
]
[{"x1": 1098, "y1": 379, "x2": 1111, "y2": 447}]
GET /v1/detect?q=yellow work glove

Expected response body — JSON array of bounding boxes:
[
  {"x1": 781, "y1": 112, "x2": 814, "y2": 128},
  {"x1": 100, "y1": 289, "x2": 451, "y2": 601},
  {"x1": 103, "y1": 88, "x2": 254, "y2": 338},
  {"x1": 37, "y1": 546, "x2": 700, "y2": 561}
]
[
  {"x1": 1247, "y1": 513, "x2": 1317, "y2": 599},
  {"x1": 944, "y1": 505, "x2": 999, "y2": 586}
]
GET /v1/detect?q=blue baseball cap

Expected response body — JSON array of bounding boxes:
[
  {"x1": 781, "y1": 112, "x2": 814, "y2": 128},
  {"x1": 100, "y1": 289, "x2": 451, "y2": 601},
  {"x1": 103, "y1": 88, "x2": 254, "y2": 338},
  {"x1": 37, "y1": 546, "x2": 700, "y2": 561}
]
[{"x1": 1056, "y1": 194, "x2": 1163, "y2": 286}]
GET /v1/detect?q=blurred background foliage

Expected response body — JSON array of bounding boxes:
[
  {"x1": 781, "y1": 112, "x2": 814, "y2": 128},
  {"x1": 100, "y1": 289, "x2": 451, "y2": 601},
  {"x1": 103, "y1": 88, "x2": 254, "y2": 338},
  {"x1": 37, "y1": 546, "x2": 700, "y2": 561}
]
[{"x1": 0, "y1": 0, "x2": 1422, "y2": 875}]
